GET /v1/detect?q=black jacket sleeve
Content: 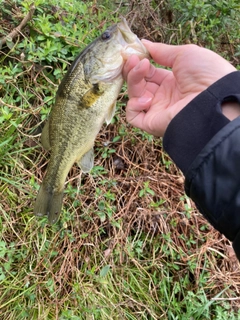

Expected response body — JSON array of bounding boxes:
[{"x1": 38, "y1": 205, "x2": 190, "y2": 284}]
[{"x1": 163, "y1": 71, "x2": 240, "y2": 260}]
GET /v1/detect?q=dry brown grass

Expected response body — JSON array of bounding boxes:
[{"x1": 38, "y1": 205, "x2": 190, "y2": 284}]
[{"x1": 1, "y1": 0, "x2": 240, "y2": 318}]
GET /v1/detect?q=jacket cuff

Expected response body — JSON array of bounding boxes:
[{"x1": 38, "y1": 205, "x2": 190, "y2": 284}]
[
  {"x1": 184, "y1": 117, "x2": 240, "y2": 241},
  {"x1": 163, "y1": 71, "x2": 240, "y2": 174}
]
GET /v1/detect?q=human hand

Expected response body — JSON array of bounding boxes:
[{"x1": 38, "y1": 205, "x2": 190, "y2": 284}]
[{"x1": 123, "y1": 40, "x2": 237, "y2": 136}]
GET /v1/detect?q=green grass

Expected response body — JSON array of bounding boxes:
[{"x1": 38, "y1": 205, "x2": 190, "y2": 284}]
[{"x1": 1, "y1": 0, "x2": 240, "y2": 319}]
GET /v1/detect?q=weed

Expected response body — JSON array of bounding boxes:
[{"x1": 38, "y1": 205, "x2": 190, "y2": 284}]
[
  {"x1": 139, "y1": 181, "x2": 155, "y2": 198},
  {"x1": 0, "y1": 0, "x2": 240, "y2": 319}
]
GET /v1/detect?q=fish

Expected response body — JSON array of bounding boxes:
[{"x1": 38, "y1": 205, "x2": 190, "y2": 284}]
[{"x1": 34, "y1": 18, "x2": 149, "y2": 224}]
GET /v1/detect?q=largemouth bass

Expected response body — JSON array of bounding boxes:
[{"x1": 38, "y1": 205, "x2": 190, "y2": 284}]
[{"x1": 34, "y1": 18, "x2": 149, "y2": 224}]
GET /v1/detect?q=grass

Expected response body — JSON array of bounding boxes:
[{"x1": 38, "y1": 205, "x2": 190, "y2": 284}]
[{"x1": 1, "y1": 0, "x2": 240, "y2": 319}]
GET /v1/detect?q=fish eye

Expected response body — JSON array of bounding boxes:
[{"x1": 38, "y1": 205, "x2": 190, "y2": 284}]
[{"x1": 101, "y1": 30, "x2": 111, "y2": 41}]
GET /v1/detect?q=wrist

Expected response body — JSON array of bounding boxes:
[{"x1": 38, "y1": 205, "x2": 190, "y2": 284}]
[{"x1": 221, "y1": 101, "x2": 240, "y2": 120}]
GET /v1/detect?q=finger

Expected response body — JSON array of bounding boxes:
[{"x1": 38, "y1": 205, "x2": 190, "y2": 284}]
[
  {"x1": 127, "y1": 58, "x2": 172, "y2": 98},
  {"x1": 126, "y1": 94, "x2": 153, "y2": 125},
  {"x1": 145, "y1": 67, "x2": 172, "y2": 86},
  {"x1": 122, "y1": 55, "x2": 140, "y2": 80},
  {"x1": 126, "y1": 96, "x2": 167, "y2": 137},
  {"x1": 127, "y1": 59, "x2": 153, "y2": 98},
  {"x1": 141, "y1": 40, "x2": 184, "y2": 68}
]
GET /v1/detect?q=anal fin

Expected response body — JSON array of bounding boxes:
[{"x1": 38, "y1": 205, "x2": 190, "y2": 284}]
[{"x1": 78, "y1": 148, "x2": 94, "y2": 173}]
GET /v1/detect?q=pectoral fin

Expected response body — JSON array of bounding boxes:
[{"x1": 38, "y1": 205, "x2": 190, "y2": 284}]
[
  {"x1": 80, "y1": 82, "x2": 105, "y2": 109},
  {"x1": 41, "y1": 120, "x2": 51, "y2": 150},
  {"x1": 105, "y1": 101, "x2": 116, "y2": 125},
  {"x1": 78, "y1": 148, "x2": 94, "y2": 173}
]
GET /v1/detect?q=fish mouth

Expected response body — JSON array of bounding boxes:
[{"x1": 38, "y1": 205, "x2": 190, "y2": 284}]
[
  {"x1": 117, "y1": 18, "x2": 150, "y2": 60},
  {"x1": 117, "y1": 18, "x2": 135, "y2": 43}
]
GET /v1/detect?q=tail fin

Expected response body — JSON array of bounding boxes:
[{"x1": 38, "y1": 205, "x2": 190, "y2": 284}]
[{"x1": 34, "y1": 184, "x2": 64, "y2": 224}]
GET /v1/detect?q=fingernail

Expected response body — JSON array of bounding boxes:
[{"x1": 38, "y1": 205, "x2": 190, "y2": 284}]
[
  {"x1": 133, "y1": 60, "x2": 144, "y2": 71},
  {"x1": 141, "y1": 39, "x2": 151, "y2": 45},
  {"x1": 138, "y1": 96, "x2": 152, "y2": 104}
]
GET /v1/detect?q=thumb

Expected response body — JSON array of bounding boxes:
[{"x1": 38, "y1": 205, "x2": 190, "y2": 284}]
[{"x1": 141, "y1": 39, "x2": 185, "y2": 68}]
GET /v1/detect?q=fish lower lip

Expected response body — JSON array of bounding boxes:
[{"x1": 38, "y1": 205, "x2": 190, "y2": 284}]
[{"x1": 118, "y1": 17, "x2": 130, "y2": 30}]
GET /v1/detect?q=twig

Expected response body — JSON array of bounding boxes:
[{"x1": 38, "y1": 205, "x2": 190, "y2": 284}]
[
  {"x1": 0, "y1": 98, "x2": 23, "y2": 111},
  {"x1": 0, "y1": 4, "x2": 35, "y2": 46},
  {"x1": 211, "y1": 297, "x2": 240, "y2": 301}
]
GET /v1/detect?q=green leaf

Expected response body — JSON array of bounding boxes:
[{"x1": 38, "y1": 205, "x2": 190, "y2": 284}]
[{"x1": 100, "y1": 265, "x2": 110, "y2": 278}]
